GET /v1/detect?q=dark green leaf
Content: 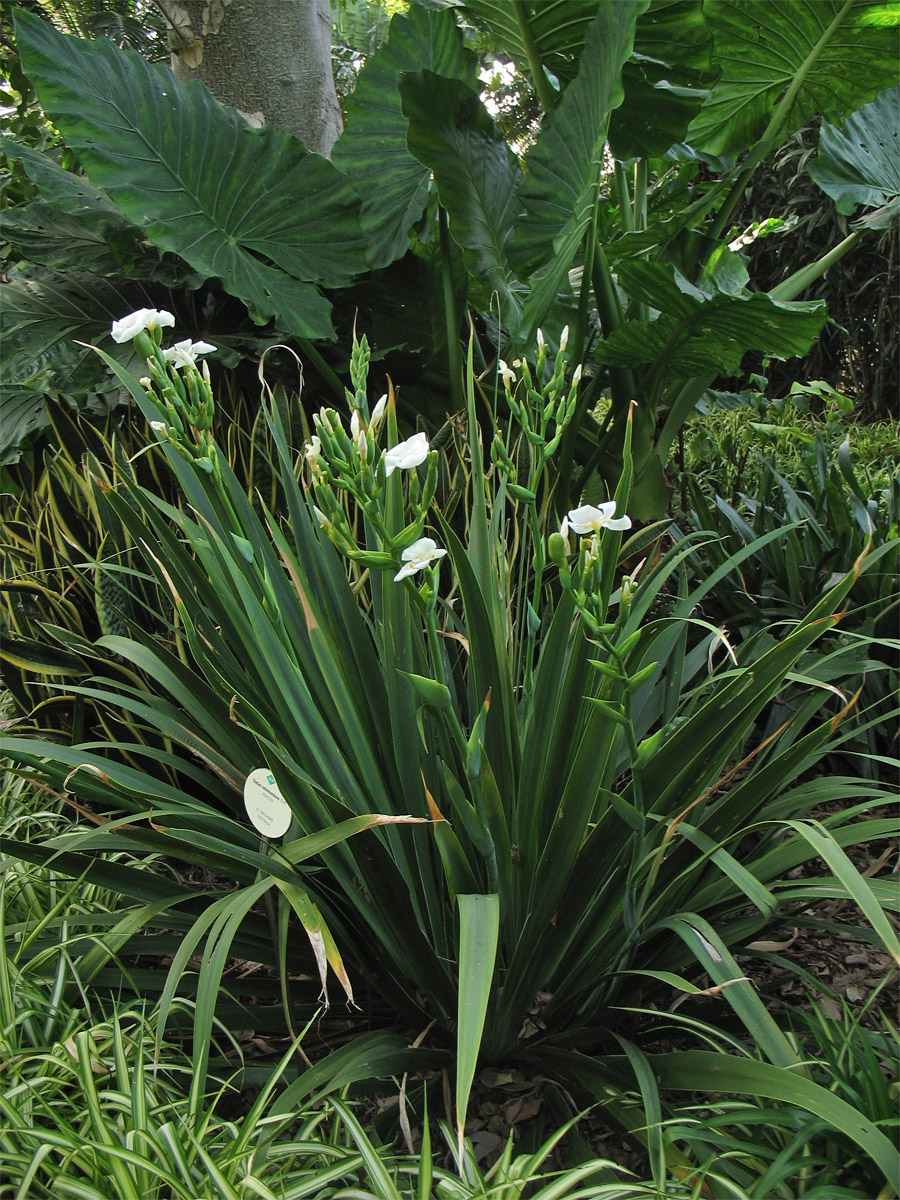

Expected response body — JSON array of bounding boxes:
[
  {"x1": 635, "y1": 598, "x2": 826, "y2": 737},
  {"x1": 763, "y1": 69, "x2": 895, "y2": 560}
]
[
  {"x1": 332, "y1": 5, "x2": 476, "y2": 270},
  {"x1": 400, "y1": 72, "x2": 525, "y2": 322},
  {"x1": 15, "y1": 11, "x2": 367, "y2": 335},
  {"x1": 597, "y1": 260, "x2": 826, "y2": 376},
  {"x1": 687, "y1": 0, "x2": 900, "y2": 156},
  {"x1": 513, "y1": 2, "x2": 648, "y2": 340},
  {"x1": 2, "y1": 142, "x2": 136, "y2": 229},
  {"x1": 458, "y1": 0, "x2": 602, "y2": 88},
  {"x1": 809, "y1": 85, "x2": 900, "y2": 215},
  {"x1": 2, "y1": 203, "x2": 131, "y2": 274},
  {"x1": 609, "y1": 0, "x2": 719, "y2": 159},
  {"x1": 650, "y1": 1050, "x2": 900, "y2": 1186}
]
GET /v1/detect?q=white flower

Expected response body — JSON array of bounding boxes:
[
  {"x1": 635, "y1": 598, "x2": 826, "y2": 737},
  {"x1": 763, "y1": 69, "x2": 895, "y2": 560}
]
[
  {"x1": 312, "y1": 506, "x2": 330, "y2": 529},
  {"x1": 559, "y1": 325, "x2": 569, "y2": 352},
  {"x1": 149, "y1": 420, "x2": 169, "y2": 437},
  {"x1": 571, "y1": 363, "x2": 583, "y2": 385},
  {"x1": 566, "y1": 502, "x2": 632, "y2": 536},
  {"x1": 350, "y1": 409, "x2": 361, "y2": 440},
  {"x1": 497, "y1": 359, "x2": 516, "y2": 388},
  {"x1": 394, "y1": 537, "x2": 447, "y2": 581},
  {"x1": 383, "y1": 431, "x2": 429, "y2": 476},
  {"x1": 111, "y1": 308, "x2": 175, "y2": 343},
  {"x1": 304, "y1": 435, "x2": 323, "y2": 473},
  {"x1": 536, "y1": 329, "x2": 545, "y2": 352},
  {"x1": 162, "y1": 338, "x2": 216, "y2": 369},
  {"x1": 357, "y1": 427, "x2": 368, "y2": 462}
]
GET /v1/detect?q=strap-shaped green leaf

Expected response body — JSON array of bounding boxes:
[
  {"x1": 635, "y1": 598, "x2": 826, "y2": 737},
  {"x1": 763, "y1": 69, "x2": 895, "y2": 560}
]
[
  {"x1": 650, "y1": 1049, "x2": 900, "y2": 1188},
  {"x1": 455, "y1": 893, "x2": 499, "y2": 1155}
]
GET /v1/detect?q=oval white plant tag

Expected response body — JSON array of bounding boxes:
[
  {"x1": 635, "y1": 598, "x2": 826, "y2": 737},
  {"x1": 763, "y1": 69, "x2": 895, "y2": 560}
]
[{"x1": 243, "y1": 768, "x2": 292, "y2": 839}]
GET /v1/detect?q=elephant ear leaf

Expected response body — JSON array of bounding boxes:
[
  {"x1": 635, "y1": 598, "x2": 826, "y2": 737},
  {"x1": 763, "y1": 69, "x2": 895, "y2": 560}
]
[
  {"x1": 400, "y1": 72, "x2": 525, "y2": 325},
  {"x1": 597, "y1": 260, "x2": 826, "y2": 378},
  {"x1": 609, "y1": 0, "x2": 719, "y2": 160},
  {"x1": 0, "y1": 269, "x2": 160, "y2": 463},
  {"x1": 458, "y1": 0, "x2": 603, "y2": 88},
  {"x1": 512, "y1": 1, "x2": 648, "y2": 342},
  {"x1": 686, "y1": 0, "x2": 900, "y2": 157},
  {"x1": 809, "y1": 85, "x2": 900, "y2": 227},
  {"x1": 14, "y1": 11, "x2": 367, "y2": 338},
  {"x1": 333, "y1": 4, "x2": 476, "y2": 271}
]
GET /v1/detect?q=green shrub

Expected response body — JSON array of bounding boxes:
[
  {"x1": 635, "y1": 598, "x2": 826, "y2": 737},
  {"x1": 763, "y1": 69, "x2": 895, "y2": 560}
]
[{"x1": 2, "y1": 316, "x2": 897, "y2": 1190}]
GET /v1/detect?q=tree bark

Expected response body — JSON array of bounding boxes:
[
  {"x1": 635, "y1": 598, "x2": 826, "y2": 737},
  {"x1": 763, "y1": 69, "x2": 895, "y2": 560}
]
[{"x1": 162, "y1": 0, "x2": 342, "y2": 157}]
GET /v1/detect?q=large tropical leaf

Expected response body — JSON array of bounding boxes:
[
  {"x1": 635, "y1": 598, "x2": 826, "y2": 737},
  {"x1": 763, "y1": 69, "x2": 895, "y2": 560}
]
[
  {"x1": 686, "y1": 0, "x2": 900, "y2": 156},
  {"x1": 608, "y1": 0, "x2": 719, "y2": 159},
  {"x1": 14, "y1": 11, "x2": 367, "y2": 337},
  {"x1": 400, "y1": 72, "x2": 525, "y2": 322},
  {"x1": 809, "y1": 85, "x2": 900, "y2": 225},
  {"x1": 2, "y1": 203, "x2": 133, "y2": 275},
  {"x1": 458, "y1": 0, "x2": 603, "y2": 88},
  {"x1": 512, "y1": 2, "x2": 648, "y2": 341},
  {"x1": 332, "y1": 4, "x2": 476, "y2": 270},
  {"x1": 596, "y1": 259, "x2": 826, "y2": 378},
  {"x1": 3, "y1": 143, "x2": 132, "y2": 229},
  {"x1": 0, "y1": 268, "x2": 160, "y2": 462}
]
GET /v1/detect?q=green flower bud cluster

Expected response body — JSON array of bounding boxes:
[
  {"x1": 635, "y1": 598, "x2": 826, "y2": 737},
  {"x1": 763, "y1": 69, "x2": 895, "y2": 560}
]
[
  {"x1": 492, "y1": 327, "x2": 582, "y2": 485},
  {"x1": 304, "y1": 400, "x2": 439, "y2": 575},
  {"x1": 138, "y1": 333, "x2": 219, "y2": 479},
  {"x1": 347, "y1": 331, "x2": 372, "y2": 418},
  {"x1": 548, "y1": 499, "x2": 635, "y2": 635}
]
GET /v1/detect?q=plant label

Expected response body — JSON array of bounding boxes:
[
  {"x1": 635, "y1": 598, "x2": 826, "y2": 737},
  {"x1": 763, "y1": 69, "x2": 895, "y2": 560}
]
[{"x1": 243, "y1": 768, "x2": 292, "y2": 838}]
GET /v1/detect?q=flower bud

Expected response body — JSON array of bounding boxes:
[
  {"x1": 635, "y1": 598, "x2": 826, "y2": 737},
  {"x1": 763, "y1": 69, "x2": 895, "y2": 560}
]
[
  {"x1": 371, "y1": 393, "x2": 388, "y2": 426},
  {"x1": 548, "y1": 530, "x2": 569, "y2": 568}
]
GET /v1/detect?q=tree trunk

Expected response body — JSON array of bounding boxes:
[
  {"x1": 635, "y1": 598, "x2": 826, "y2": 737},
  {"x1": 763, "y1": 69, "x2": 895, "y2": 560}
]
[{"x1": 163, "y1": 0, "x2": 342, "y2": 157}]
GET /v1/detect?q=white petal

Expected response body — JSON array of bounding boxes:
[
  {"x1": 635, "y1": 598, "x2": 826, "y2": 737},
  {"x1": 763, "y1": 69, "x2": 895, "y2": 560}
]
[
  {"x1": 401, "y1": 536, "x2": 438, "y2": 563},
  {"x1": 383, "y1": 431, "x2": 429, "y2": 475},
  {"x1": 566, "y1": 504, "x2": 602, "y2": 534}
]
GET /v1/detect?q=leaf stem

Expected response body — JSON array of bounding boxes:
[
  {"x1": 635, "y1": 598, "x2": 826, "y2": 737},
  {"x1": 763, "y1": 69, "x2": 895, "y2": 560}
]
[
  {"x1": 511, "y1": 0, "x2": 556, "y2": 112},
  {"x1": 439, "y1": 206, "x2": 464, "y2": 413}
]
